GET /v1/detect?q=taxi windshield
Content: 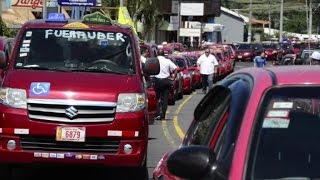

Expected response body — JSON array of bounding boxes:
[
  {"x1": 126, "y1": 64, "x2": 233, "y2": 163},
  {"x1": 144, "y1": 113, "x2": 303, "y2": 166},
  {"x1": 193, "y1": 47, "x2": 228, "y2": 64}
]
[
  {"x1": 14, "y1": 29, "x2": 135, "y2": 74},
  {"x1": 249, "y1": 87, "x2": 320, "y2": 180}
]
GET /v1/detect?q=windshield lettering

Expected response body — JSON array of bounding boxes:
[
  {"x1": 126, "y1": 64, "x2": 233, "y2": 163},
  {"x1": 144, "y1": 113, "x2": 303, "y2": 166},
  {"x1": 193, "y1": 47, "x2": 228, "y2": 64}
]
[{"x1": 45, "y1": 29, "x2": 125, "y2": 42}]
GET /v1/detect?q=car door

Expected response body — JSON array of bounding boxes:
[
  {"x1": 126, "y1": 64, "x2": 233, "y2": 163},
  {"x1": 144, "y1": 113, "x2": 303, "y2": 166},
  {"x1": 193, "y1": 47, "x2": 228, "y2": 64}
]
[{"x1": 206, "y1": 77, "x2": 251, "y2": 180}]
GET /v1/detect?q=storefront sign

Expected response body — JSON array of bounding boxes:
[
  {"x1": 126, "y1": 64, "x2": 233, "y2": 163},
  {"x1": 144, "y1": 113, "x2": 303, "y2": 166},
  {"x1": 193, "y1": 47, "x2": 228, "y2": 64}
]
[
  {"x1": 179, "y1": 28, "x2": 201, "y2": 37},
  {"x1": 12, "y1": 0, "x2": 43, "y2": 9},
  {"x1": 58, "y1": 0, "x2": 96, "y2": 6}
]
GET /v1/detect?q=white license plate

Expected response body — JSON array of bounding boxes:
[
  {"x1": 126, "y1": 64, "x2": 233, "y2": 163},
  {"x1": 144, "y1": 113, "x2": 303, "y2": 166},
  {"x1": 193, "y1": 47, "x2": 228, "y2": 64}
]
[
  {"x1": 56, "y1": 127, "x2": 86, "y2": 142},
  {"x1": 238, "y1": 56, "x2": 242, "y2": 58}
]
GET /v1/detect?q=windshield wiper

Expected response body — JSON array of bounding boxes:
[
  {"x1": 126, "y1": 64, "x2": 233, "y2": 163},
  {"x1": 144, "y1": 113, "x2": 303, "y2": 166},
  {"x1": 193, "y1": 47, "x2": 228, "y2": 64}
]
[
  {"x1": 16, "y1": 66, "x2": 70, "y2": 72},
  {"x1": 71, "y1": 68, "x2": 130, "y2": 75}
]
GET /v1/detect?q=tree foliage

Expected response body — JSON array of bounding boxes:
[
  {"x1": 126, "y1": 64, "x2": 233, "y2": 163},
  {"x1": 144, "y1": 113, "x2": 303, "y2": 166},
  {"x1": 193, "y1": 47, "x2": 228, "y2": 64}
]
[
  {"x1": 101, "y1": 0, "x2": 161, "y2": 40},
  {"x1": 0, "y1": 18, "x2": 19, "y2": 37}
]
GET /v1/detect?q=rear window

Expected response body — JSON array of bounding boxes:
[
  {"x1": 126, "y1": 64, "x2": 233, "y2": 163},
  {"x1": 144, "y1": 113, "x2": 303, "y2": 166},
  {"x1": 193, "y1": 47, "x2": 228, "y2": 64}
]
[
  {"x1": 248, "y1": 87, "x2": 320, "y2": 179},
  {"x1": 14, "y1": 29, "x2": 135, "y2": 74},
  {"x1": 175, "y1": 58, "x2": 186, "y2": 68},
  {"x1": 238, "y1": 44, "x2": 251, "y2": 50}
]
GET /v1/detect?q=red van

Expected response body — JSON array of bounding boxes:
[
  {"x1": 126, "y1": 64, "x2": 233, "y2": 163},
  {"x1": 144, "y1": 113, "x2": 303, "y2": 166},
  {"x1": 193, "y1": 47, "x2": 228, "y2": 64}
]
[{"x1": 0, "y1": 12, "x2": 159, "y2": 179}]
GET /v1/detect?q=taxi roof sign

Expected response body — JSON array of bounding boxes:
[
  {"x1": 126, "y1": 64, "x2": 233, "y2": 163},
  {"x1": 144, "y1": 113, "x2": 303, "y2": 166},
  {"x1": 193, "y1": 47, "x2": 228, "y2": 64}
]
[
  {"x1": 82, "y1": 12, "x2": 113, "y2": 25},
  {"x1": 46, "y1": 13, "x2": 67, "y2": 23}
]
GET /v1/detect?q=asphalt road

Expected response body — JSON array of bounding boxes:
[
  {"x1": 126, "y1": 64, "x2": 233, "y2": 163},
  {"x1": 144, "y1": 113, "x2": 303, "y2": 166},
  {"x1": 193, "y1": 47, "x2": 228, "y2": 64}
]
[{"x1": 9, "y1": 62, "x2": 253, "y2": 180}]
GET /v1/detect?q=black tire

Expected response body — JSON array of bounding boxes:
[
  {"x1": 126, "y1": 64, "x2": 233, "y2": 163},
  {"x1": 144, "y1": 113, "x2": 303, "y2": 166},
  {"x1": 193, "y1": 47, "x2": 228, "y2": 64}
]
[
  {"x1": 168, "y1": 94, "x2": 175, "y2": 105},
  {"x1": 129, "y1": 157, "x2": 148, "y2": 180},
  {"x1": 0, "y1": 165, "x2": 13, "y2": 180},
  {"x1": 178, "y1": 91, "x2": 183, "y2": 100}
]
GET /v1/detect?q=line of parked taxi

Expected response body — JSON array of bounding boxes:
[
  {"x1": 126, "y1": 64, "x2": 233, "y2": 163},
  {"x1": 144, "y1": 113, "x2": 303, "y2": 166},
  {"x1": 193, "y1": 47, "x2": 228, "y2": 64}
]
[{"x1": 140, "y1": 42, "x2": 236, "y2": 110}]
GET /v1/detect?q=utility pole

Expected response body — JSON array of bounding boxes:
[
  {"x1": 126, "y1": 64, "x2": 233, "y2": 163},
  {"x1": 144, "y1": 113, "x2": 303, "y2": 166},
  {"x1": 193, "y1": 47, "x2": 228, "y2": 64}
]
[
  {"x1": 279, "y1": 0, "x2": 284, "y2": 42},
  {"x1": 247, "y1": 0, "x2": 252, "y2": 43},
  {"x1": 306, "y1": 0, "x2": 309, "y2": 32},
  {"x1": 43, "y1": 0, "x2": 47, "y2": 19},
  {"x1": 308, "y1": 0, "x2": 312, "y2": 41},
  {"x1": 268, "y1": 0, "x2": 271, "y2": 36},
  {"x1": 177, "y1": 0, "x2": 181, "y2": 43}
]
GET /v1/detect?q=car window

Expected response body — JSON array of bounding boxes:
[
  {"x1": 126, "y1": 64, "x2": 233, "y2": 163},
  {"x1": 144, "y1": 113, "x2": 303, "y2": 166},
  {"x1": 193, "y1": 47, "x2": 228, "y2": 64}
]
[
  {"x1": 248, "y1": 87, "x2": 320, "y2": 180},
  {"x1": 211, "y1": 79, "x2": 251, "y2": 179},
  {"x1": 183, "y1": 87, "x2": 231, "y2": 146},
  {"x1": 175, "y1": 58, "x2": 186, "y2": 68},
  {"x1": 238, "y1": 44, "x2": 251, "y2": 50},
  {"x1": 15, "y1": 29, "x2": 135, "y2": 74}
]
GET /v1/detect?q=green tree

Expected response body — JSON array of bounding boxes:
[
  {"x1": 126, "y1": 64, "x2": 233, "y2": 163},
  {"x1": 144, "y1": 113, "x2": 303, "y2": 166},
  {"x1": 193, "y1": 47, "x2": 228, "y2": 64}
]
[
  {"x1": 101, "y1": 0, "x2": 161, "y2": 40},
  {"x1": 127, "y1": 0, "x2": 162, "y2": 40},
  {"x1": 283, "y1": 11, "x2": 308, "y2": 34},
  {"x1": 222, "y1": 0, "x2": 230, "y2": 8}
]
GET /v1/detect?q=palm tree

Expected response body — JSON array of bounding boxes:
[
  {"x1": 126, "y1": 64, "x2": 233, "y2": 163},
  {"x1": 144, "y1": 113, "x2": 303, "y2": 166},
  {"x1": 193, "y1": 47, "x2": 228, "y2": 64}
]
[
  {"x1": 127, "y1": 0, "x2": 162, "y2": 40},
  {"x1": 100, "y1": 0, "x2": 162, "y2": 40}
]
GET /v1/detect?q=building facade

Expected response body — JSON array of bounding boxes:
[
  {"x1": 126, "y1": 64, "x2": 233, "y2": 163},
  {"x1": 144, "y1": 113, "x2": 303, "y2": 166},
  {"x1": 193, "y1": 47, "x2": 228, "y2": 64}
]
[
  {"x1": 215, "y1": 7, "x2": 245, "y2": 43},
  {"x1": 155, "y1": 0, "x2": 221, "y2": 45}
]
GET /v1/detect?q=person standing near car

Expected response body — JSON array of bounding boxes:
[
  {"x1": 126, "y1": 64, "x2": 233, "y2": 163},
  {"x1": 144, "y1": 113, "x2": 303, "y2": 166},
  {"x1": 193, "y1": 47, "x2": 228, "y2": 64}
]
[
  {"x1": 197, "y1": 48, "x2": 219, "y2": 94},
  {"x1": 254, "y1": 51, "x2": 266, "y2": 68},
  {"x1": 154, "y1": 49, "x2": 178, "y2": 120},
  {"x1": 309, "y1": 51, "x2": 320, "y2": 65}
]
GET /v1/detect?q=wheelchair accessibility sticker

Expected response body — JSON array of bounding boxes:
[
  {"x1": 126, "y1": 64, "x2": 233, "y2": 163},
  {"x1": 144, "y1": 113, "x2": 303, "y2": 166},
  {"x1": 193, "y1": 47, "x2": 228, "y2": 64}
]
[{"x1": 30, "y1": 82, "x2": 51, "y2": 96}]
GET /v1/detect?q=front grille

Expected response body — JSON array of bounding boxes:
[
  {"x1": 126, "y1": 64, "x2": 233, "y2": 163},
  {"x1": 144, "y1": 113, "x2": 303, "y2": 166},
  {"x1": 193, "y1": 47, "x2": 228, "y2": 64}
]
[
  {"x1": 20, "y1": 136, "x2": 120, "y2": 153},
  {"x1": 27, "y1": 99, "x2": 117, "y2": 123}
]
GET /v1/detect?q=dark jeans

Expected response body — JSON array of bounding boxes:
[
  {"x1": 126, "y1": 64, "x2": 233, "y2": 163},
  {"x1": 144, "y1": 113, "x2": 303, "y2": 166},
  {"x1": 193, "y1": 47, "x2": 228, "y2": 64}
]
[
  {"x1": 201, "y1": 74, "x2": 209, "y2": 91},
  {"x1": 154, "y1": 78, "x2": 171, "y2": 119}
]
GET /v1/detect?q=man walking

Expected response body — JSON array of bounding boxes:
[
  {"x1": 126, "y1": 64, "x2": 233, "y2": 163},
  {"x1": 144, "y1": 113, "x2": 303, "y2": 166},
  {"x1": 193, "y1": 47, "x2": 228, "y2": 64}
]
[
  {"x1": 197, "y1": 48, "x2": 219, "y2": 93},
  {"x1": 154, "y1": 49, "x2": 178, "y2": 120},
  {"x1": 254, "y1": 52, "x2": 266, "y2": 68}
]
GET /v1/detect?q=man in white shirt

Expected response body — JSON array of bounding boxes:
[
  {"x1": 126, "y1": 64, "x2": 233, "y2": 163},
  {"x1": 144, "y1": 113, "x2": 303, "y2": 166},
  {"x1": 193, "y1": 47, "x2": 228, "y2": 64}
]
[
  {"x1": 197, "y1": 48, "x2": 219, "y2": 93},
  {"x1": 140, "y1": 49, "x2": 149, "y2": 64},
  {"x1": 154, "y1": 49, "x2": 178, "y2": 120}
]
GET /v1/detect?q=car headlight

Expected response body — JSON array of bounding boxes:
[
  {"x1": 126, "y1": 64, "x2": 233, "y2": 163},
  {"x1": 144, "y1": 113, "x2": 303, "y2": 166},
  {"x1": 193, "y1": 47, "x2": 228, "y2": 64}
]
[
  {"x1": 272, "y1": 50, "x2": 277, "y2": 54},
  {"x1": 116, "y1": 93, "x2": 146, "y2": 112},
  {"x1": 0, "y1": 88, "x2": 27, "y2": 109}
]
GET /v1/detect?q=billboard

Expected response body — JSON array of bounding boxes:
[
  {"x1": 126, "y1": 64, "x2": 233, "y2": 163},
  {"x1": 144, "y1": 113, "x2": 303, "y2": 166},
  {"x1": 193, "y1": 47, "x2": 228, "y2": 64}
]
[{"x1": 180, "y1": 3, "x2": 204, "y2": 16}]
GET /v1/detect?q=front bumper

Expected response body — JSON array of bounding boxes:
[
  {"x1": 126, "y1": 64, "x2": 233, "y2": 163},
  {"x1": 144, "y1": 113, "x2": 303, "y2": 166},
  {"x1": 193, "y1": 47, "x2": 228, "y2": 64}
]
[{"x1": 0, "y1": 106, "x2": 148, "y2": 167}]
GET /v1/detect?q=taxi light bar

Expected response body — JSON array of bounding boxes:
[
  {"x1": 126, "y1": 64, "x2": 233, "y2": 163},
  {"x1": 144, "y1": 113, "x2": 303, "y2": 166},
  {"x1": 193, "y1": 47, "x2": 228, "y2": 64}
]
[
  {"x1": 46, "y1": 13, "x2": 67, "y2": 23},
  {"x1": 82, "y1": 12, "x2": 113, "y2": 25}
]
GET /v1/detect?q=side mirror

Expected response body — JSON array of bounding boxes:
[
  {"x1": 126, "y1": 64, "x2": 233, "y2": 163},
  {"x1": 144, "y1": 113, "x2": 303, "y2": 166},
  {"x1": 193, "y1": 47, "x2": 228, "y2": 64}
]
[
  {"x1": 167, "y1": 145, "x2": 215, "y2": 179},
  {"x1": 0, "y1": 51, "x2": 6, "y2": 69},
  {"x1": 143, "y1": 57, "x2": 160, "y2": 75}
]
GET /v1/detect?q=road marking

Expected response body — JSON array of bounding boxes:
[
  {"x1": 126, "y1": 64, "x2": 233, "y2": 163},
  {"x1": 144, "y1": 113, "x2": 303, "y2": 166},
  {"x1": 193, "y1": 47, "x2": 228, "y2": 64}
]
[
  {"x1": 162, "y1": 119, "x2": 177, "y2": 148},
  {"x1": 173, "y1": 94, "x2": 194, "y2": 140}
]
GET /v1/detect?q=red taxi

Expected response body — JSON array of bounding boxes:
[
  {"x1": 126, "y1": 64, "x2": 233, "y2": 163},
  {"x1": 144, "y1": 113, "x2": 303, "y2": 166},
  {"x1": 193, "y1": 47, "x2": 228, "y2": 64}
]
[
  {"x1": 169, "y1": 55, "x2": 194, "y2": 95},
  {"x1": 166, "y1": 43, "x2": 185, "y2": 52},
  {"x1": 0, "y1": 12, "x2": 160, "y2": 179},
  {"x1": 182, "y1": 52, "x2": 201, "y2": 89},
  {"x1": 154, "y1": 65, "x2": 320, "y2": 180}
]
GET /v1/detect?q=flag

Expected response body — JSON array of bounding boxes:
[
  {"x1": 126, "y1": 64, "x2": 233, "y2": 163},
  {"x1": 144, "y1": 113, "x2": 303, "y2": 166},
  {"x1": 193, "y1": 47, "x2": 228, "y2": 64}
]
[{"x1": 117, "y1": 6, "x2": 137, "y2": 35}]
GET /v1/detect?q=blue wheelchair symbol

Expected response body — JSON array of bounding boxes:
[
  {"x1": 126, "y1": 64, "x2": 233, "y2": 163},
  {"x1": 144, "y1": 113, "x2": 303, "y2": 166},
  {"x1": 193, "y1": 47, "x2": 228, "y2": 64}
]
[{"x1": 30, "y1": 82, "x2": 50, "y2": 96}]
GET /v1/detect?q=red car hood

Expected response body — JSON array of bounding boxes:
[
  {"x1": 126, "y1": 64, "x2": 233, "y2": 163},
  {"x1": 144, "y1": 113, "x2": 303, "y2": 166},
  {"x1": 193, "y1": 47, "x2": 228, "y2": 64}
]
[{"x1": 4, "y1": 70, "x2": 142, "y2": 102}]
